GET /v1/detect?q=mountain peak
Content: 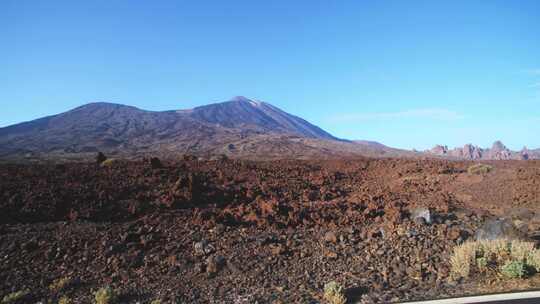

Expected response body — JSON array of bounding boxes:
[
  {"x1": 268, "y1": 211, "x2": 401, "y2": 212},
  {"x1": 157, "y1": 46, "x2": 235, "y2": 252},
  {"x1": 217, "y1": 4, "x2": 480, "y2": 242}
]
[
  {"x1": 230, "y1": 96, "x2": 251, "y2": 102},
  {"x1": 69, "y1": 102, "x2": 142, "y2": 113},
  {"x1": 183, "y1": 97, "x2": 336, "y2": 140},
  {"x1": 78, "y1": 101, "x2": 127, "y2": 108},
  {"x1": 229, "y1": 96, "x2": 262, "y2": 107}
]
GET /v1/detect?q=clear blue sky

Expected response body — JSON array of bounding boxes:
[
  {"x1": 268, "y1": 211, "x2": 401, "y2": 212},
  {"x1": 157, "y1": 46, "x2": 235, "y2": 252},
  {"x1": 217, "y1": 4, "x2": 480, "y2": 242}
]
[{"x1": 1, "y1": 0, "x2": 539, "y2": 150}]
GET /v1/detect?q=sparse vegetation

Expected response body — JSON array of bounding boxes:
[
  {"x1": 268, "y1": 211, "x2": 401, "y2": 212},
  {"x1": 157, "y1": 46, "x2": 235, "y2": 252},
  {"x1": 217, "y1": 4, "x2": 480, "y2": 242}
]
[
  {"x1": 501, "y1": 260, "x2": 526, "y2": 278},
  {"x1": 450, "y1": 239, "x2": 540, "y2": 280},
  {"x1": 467, "y1": 163, "x2": 493, "y2": 175},
  {"x1": 476, "y1": 257, "x2": 488, "y2": 272},
  {"x1": 100, "y1": 158, "x2": 118, "y2": 167},
  {"x1": 1, "y1": 290, "x2": 29, "y2": 303},
  {"x1": 94, "y1": 286, "x2": 116, "y2": 304},
  {"x1": 150, "y1": 300, "x2": 162, "y2": 304},
  {"x1": 58, "y1": 296, "x2": 72, "y2": 304},
  {"x1": 527, "y1": 246, "x2": 540, "y2": 272},
  {"x1": 49, "y1": 276, "x2": 72, "y2": 292},
  {"x1": 323, "y1": 281, "x2": 347, "y2": 304}
]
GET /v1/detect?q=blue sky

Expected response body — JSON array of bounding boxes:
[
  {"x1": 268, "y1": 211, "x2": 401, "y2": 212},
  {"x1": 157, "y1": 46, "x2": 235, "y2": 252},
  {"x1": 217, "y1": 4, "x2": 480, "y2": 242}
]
[{"x1": 1, "y1": 0, "x2": 539, "y2": 150}]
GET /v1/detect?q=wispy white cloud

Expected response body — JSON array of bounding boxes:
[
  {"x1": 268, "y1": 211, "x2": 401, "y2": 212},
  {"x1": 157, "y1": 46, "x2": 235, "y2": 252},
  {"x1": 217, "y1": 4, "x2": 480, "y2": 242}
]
[
  {"x1": 328, "y1": 108, "x2": 464, "y2": 123},
  {"x1": 523, "y1": 68, "x2": 540, "y2": 75}
]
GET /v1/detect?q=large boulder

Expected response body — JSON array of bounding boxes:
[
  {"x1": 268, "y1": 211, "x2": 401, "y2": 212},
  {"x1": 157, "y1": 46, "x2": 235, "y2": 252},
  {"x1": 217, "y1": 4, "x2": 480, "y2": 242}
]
[
  {"x1": 475, "y1": 218, "x2": 525, "y2": 241},
  {"x1": 410, "y1": 207, "x2": 431, "y2": 224}
]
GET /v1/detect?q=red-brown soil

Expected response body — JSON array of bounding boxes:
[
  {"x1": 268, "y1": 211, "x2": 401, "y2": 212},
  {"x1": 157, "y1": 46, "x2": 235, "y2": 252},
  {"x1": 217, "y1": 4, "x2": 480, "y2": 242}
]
[{"x1": 1, "y1": 158, "x2": 540, "y2": 303}]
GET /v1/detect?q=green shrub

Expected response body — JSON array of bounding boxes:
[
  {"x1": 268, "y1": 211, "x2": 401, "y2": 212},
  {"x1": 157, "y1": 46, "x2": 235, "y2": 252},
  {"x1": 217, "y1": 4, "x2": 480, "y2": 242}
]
[
  {"x1": 323, "y1": 281, "x2": 346, "y2": 304},
  {"x1": 1, "y1": 290, "x2": 29, "y2": 303},
  {"x1": 501, "y1": 260, "x2": 526, "y2": 278},
  {"x1": 94, "y1": 286, "x2": 116, "y2": 304},
  {"x1": 476, "y1": 257, "x2": 488, "y2": 272},
  {"x1": 467, "y1": 164, "x2": 493, "y2": 175}
]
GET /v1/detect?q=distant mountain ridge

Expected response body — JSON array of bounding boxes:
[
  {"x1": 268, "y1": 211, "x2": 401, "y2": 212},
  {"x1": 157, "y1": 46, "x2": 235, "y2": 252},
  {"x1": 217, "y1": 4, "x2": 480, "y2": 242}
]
[
  {"x1": 426, "y1": 141, "x2": 540, "y2": 160},
  {"x1": 0, "y1": 96, "x2": 405, "y2": 161},
  {"x1": 2, "y1": 97, "x2": 536, "y2": 161}
]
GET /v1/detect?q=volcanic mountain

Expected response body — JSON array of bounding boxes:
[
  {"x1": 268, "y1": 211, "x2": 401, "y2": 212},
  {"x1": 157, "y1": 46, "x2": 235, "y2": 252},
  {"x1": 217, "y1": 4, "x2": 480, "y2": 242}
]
[
  {"x1": 181, "y1": 96, "x2": 337, "y2": 140},
  {"x1": 0, "y1": 96, "x2": 406, "y2": 160}
]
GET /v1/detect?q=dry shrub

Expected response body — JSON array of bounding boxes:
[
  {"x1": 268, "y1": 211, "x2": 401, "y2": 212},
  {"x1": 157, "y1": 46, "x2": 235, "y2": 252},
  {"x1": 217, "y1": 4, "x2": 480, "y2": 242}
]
[
  {"x1": 510, "y1": 240, "x2": 535, "y2": 262},
  {"x1": 94, "y1": 286, "x2": 116, "y2": 304},
  {"x1": 323, "y1": 281, "x2": 347, "y2": 304},
  {"x1": 467, "y1": 164, "x2": 493, "y2": 175},
  {"x1": 450, "y1": 239, "x2": 540, "y2": 280},
  {"x1": 58, "y1": 296, "x2": 72, "y2": 304},
  {"x1": 100, "y1": 158, "x2": 118, "y2": 168},
  {"x1": 449, "y1": 241, "x2": 477, "y2": 278},
  {"x1": 1, "y1": 290, "x2": 30, "y2": 304},
  {"x1": 527, "y1": 249, "x2": 540, "y2": 272},
  {"x1": 49, "y1": 277, "x2": 72, "y2": 292},
  {"x1": 481, "y1": 238, "x2": 510, "y2": 263}
]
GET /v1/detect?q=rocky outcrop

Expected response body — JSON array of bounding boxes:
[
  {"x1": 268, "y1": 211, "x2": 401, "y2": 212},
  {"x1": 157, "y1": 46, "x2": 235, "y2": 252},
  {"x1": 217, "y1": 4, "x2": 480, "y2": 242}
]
[
  {"x1": 429, "y1": 145, "x2": 448, "y2": 155},
  {"x1": 487, "y1": 141, "x2": 513, "y2": 160},
  {"x1": 458, "y1": 144, "x2": 484, "y2": 160},
  {"x1": 427, "y1": 141, "x2": 536, "y2": 160}
]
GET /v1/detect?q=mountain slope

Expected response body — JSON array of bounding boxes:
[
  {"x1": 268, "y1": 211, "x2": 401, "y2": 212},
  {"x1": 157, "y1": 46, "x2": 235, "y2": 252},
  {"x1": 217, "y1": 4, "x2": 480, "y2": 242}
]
[
  {"x1": 0, "y1": 102, "x2": 216, "y2": 156},
  {"x1": 180, "y1": 96, "x2": 337, "y2": 140},
  {"x1": 1, "y1": 97, "x2": 404, "y2": 160}
]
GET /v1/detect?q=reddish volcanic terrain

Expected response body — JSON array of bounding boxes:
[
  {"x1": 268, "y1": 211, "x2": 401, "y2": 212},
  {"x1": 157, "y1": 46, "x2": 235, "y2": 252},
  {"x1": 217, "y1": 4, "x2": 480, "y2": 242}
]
[
  {"x1": 2, "y1": 97, "x2": 540, "y2": 303},
  {"x1": 2, "y1": 157, "x2": 540, "y2": 303}
]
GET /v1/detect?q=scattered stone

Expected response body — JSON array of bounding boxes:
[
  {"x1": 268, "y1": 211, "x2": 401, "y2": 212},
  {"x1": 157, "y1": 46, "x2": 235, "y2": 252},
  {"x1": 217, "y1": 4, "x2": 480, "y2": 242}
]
[
  {"x1": 513, "y1": 220, "x2": 528, "y2": 234},
  {"x1": 206, "y1": 255, "x2": 226, "y2": 275},
  {"x1": 411, "y1": 207, "x2": 432, "y2": 224},
  {"x1": 475, "y1": 218, "x2": 524, "y2": 241},
  {"x1": 2, "y1": 157, "x2": 537, "y2": 303},
  {"x1": 447, "y1": 226, "x2": 463, "y2": 241},
  {"x1": 270, "y1": 244, "x2": 287, "y2": 255},
  {"x1": 194, "y1": 240, "x2": 215, "y2": 256},
  {"x1": 22, "y1": 240, "x2": 38, "y2": 251},
  {"x1": 150, "y1": 157, "x2": 163, "y2": 169},
  {"x1": 414, "y1": 217, "x2": 427, "y2": 226},
  {"x1": 528, "y1": 213, "x2": 540, "y2": 232},
  {"x1": 324, "y1": 231, "x2": 338, "y2": 244}
]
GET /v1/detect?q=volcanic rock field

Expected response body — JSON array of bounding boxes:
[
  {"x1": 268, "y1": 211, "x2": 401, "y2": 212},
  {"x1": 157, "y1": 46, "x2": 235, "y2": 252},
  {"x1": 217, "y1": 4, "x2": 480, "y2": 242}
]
[{"x1": 1, "y1": 157, "x2": 540, "y2": 303}]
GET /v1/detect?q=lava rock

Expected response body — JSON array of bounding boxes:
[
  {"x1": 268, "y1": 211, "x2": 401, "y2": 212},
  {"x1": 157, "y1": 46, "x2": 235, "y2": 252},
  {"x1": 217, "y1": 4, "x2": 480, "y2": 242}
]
[
  {"x1": 194, "y1": 240, "x2": 215, "y2": 256},
  {"x1": 206, "y1": 255, "x2": 226, "y2": 275},
  {"x1": 324, "y1": 231, "x2": 338, "y2": 243},
  {"x1": 411, "y1": 207, "x2": 432, "y2": 224},
  {"x1": 475, "y1": 218, "x2": 524, "y2": 240}
]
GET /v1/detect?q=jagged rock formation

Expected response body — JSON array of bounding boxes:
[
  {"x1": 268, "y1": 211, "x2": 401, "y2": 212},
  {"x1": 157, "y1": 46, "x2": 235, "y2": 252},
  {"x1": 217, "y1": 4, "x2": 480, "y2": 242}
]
[{"x1": 427, "y1": 141, "x2": 537, "y2": 160}]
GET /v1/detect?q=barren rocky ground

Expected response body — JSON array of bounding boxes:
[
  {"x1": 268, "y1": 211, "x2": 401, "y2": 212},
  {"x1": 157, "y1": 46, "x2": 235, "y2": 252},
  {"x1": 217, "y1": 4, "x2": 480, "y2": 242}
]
[{"x1": 1, "y1": 157, "x2": 540, "y2": 303}]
